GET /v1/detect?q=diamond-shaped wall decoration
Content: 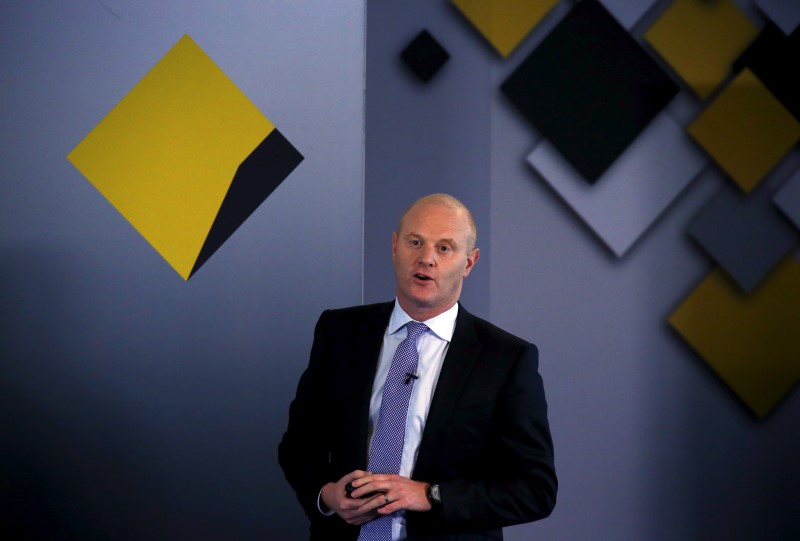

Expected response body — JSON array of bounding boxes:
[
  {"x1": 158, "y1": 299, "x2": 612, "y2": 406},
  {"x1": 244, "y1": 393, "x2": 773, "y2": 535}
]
[
  {"x1": 688, "y1": 68, "x2": 800, "y2": 194},
  {"x1": 528, "y1": 112, "x2": 706, "y2": 257},
  {"x1": 501, "y1": 0, "x2": 678, "y2": 183},
  {"x1": 755, "y1": 0, "x2": 800, "y2": 35},
  {"x1": 451, "y1": 0, "x2": 559, "y2": 58},
  {"x1": 733, "y1": 22, "x2": 800, "y2": 121},
  {"x1": 68, "y1": 35, "x2": 303, "y2": 280},
  {"x1": 599, "y1": 0, "x2": 658, "y2": 30},
  {"x1": 669, "y1": 257, "x2": 800, "y2": 418},
  {"x1": 400, "y1": 30, "x2": 450, "y2": 82},
  {"x1": 775, "y1": 169, "x2": 800, "y2": 230},
  {"x1": 644, "y1": 0, "x2": 759, "y2": 100},
  {"x1": 687, "y1": 183, "x2": 798, "y2": 292}
]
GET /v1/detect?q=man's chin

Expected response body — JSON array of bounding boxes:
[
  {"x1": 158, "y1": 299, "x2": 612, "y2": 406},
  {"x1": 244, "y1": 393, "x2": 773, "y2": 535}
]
[
  {"x1": 399, "y1": 293, "x2": 435, "y2": 311},
  {"x1": 407, "y1": 290, "x2": 438, "y2": 306}
]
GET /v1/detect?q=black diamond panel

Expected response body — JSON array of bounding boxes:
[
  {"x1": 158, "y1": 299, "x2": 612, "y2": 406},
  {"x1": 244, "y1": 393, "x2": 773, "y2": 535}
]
[
  {"x1": 501, "y1": 0, "x2": 678, "y2": 183},
  {"x1": 401, "y1": 29, "x2": 450, "y2": 83},
  {"x1": 733, "y1": 22, "x2": 800, "y2": 121}
]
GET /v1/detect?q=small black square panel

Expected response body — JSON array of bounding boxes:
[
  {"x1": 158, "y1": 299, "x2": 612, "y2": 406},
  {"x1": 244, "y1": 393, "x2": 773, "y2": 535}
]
[
  {"x1": 401, "y1": 30, "x2": 450, "y2": 83},
  {"x1": 501, "y1": 0, "x2": 678, "y2": 183}
]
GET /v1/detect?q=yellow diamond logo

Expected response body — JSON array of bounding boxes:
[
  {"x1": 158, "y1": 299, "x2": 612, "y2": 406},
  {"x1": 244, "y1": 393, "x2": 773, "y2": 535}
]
[{"x1": 68, "y1": 35, "x2": 303, "y2": 280}]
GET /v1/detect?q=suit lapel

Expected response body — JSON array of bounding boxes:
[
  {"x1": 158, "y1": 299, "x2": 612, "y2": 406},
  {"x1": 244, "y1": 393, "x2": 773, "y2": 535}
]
[
  {"x1": 414, "y1": 305, "x2": 483, "y2": 475},
  {"x1": 350, "y1": 302, "x2": 394, "y2": 468}
]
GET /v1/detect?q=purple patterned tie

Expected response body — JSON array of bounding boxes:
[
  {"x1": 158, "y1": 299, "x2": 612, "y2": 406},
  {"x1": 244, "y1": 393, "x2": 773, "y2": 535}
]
[{"x1": 358, "y1": 321, "x2": 428, "y2": 541}]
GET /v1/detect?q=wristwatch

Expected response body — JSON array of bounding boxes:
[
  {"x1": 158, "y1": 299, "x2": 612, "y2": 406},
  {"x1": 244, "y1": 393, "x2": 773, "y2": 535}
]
[{"x1": 427, "y1": 483, "x2": 442, "y2": 509}]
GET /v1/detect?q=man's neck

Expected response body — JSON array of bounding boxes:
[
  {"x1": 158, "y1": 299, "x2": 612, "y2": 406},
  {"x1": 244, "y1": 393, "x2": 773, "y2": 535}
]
[{"x1": 396, "y1": 299, "x2": 458, "y2": 322}]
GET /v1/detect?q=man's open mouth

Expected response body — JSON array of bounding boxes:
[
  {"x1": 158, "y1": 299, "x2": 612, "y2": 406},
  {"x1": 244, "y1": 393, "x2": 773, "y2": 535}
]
[{"x1": 415, "y1": 273, "x2": 433, "y2": 281}]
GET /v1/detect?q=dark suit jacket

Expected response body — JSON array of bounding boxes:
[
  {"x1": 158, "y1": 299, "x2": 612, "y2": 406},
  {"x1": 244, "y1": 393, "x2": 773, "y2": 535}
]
[{"x1": 278, "y1": 302, "x2": 556, "y2": 540}]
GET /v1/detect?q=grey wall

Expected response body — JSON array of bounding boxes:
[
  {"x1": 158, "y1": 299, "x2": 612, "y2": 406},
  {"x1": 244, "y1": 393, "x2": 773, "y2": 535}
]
[
  {"x1": 1, "y1": 2, "x2": 364, "y2": 539},
  {"x1": 365, "y1": 1, "x2": 800, "y2": 541}
]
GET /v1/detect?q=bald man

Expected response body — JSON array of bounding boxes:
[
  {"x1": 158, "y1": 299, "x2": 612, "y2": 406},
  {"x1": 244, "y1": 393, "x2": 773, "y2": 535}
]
[{"x1": 279, "y1": 194, "x2": 556, "y2": 540}]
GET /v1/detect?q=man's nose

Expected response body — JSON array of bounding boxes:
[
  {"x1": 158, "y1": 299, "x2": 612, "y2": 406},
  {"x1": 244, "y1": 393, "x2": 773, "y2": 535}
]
[{"x1": 418, "y1": 245, "x2": 436, "y2": 266}]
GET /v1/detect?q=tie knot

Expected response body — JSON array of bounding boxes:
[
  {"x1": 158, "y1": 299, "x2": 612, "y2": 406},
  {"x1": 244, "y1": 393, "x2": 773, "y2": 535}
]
[
  {"x1": 406, "y1": 320, "x2": 428, "y2": 342},
  {"x1": 406, "y1": 321, "x2": 428, "y2": 340}
]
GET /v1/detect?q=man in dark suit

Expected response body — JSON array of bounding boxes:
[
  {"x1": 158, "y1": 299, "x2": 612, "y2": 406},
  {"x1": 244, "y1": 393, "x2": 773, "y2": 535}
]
[{"x1": 279, "y1": 194, "x2": 556, "y2": 540}]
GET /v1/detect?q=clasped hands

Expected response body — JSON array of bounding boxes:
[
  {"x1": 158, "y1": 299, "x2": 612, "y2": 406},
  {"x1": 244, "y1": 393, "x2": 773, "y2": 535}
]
[{"x1": 321, "y1": 470, "x2": 432, "y2": 526}]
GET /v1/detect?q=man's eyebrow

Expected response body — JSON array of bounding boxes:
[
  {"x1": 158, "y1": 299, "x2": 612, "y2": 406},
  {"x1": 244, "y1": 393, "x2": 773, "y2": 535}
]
[{"x1": 440, "y1": 237, "x2": 459, "y2": 249}]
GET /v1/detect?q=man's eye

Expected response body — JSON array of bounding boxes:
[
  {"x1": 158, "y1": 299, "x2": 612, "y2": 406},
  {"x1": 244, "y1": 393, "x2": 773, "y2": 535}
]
[
  {"x1": 411, "y1": 239, "x2": 421, "y2": 246},
  {"x1": 438, "y1": 245, "x2": 451, "y2": 252}
]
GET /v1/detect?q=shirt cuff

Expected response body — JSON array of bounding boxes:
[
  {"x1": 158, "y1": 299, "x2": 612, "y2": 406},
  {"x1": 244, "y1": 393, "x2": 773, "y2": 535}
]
[{"x1": 318, "y1": 488, "x2": 336, "y2": 516}]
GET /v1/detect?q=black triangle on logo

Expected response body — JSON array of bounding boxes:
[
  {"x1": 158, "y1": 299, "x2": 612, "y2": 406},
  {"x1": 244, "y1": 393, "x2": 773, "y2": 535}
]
[{"x1": 189, "y1": 128, "x2": 303, "y2": 278}]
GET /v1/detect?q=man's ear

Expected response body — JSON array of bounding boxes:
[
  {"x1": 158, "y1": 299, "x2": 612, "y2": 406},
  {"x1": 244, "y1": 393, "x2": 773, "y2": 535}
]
[
  {"x1": 463, "y1": 248, "x2": 480, "y2": 277},
  {"x1": 392, "y1": 232, "x2": 398, "y2": 258}
]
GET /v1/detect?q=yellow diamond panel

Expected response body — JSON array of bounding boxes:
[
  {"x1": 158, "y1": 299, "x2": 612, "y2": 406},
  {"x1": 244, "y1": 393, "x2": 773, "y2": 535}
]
[
  {"x1": 687, "y1": 68, "x2": 800, "y2": 193},
  {"x1": 68, "y1": 35, "x2": 274, "y2": 280},
  {"x1": 669, "y1": 258, "x2": 800, "y2": 418},
  {"x1": 452, "y1": 0, "x2": 559, "y2": 58},
  {"x1": 645, "y1": 0, "x2": 758, "y2": 99}
]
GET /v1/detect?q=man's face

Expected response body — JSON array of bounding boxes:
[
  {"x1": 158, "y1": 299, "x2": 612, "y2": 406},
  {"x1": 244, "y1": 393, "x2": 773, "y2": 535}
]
[{"x1": 392, "y1": 201, "x2": 479, "y2": 321}]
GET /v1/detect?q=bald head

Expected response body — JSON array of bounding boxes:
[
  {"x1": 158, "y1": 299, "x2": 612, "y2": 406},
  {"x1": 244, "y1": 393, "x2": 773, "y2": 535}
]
[{"x1": 397, "y1": 194, "x2": 477, "y2": 251}]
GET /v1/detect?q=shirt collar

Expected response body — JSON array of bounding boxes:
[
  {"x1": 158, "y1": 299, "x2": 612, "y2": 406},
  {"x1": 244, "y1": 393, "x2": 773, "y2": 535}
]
[{"x1": 388, "y1": 299, "x2": 459, "y2": 343}]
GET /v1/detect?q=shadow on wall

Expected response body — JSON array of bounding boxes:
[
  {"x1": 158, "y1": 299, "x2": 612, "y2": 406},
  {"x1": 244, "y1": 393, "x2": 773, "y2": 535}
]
[
  {"x1": 0, "y1": 247, "x2": 165, "y2": 539},
  {"x1": 0, "y1": 247, "x2": 308, "y2": 540}
]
